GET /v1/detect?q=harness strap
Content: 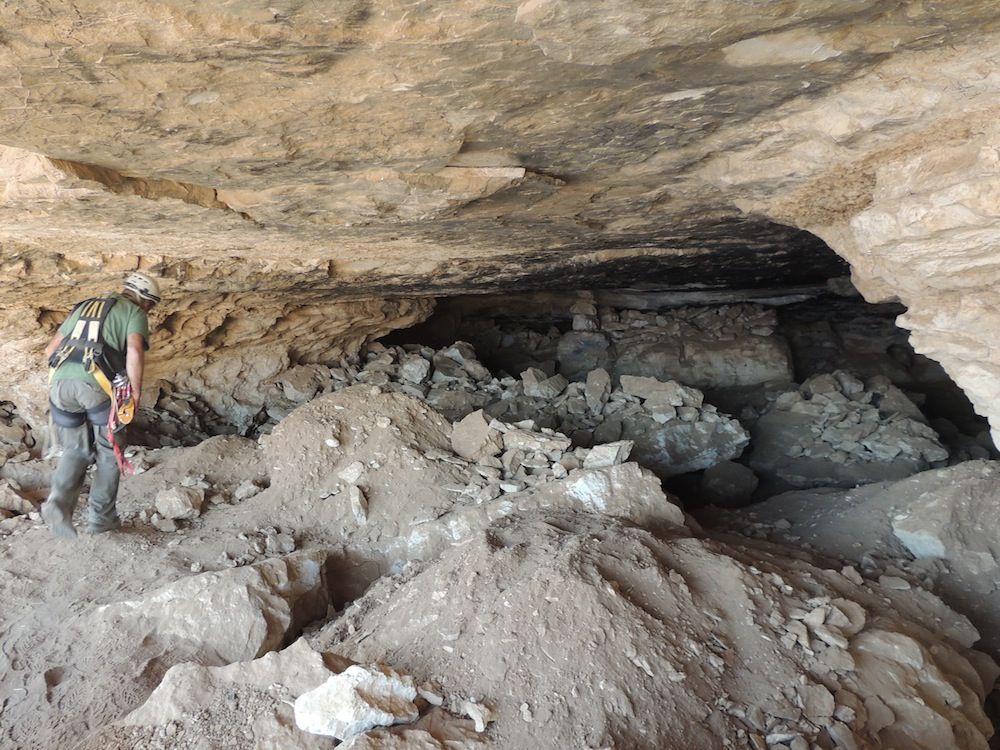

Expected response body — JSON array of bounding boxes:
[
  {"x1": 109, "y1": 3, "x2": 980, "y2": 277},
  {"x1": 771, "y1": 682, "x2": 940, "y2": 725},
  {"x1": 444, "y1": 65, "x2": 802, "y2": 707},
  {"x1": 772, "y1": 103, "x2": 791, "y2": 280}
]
[
  {"x1": 48, "y1": 296, "x2": 119, "y2": 375},
  {"x1": 50, "y1": 402, "x2": 87, "y2": 428}
]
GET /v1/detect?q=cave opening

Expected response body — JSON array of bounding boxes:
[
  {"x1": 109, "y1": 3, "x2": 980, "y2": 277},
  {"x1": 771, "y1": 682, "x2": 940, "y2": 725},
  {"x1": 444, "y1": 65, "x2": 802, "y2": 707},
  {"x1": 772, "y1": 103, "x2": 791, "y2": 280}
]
[{"x1": 381, "y1": 271, "x2": 996, "y2": 513}]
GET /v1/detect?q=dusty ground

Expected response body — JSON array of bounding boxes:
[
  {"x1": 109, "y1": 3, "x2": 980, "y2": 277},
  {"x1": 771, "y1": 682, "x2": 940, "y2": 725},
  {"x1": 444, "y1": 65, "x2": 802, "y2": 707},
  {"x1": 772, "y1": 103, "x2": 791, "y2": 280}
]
[{"x1": 1, "y1": 383, "x2": 998, "y2": 749}]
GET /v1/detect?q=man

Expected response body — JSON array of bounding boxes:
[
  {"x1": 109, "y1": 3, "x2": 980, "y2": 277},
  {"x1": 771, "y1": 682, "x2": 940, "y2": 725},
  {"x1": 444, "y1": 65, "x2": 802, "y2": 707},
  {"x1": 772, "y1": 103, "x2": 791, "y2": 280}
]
[{"x1": 40, "y1": 272, "x2": 160, "y2": 538}]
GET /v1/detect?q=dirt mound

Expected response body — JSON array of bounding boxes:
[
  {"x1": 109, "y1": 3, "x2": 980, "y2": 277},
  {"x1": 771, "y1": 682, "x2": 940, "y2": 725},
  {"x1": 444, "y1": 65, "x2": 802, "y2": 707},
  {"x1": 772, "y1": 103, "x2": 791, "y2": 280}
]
[
  {"x1": 310, "y1": 510, "x2": 995, "y2": 750},
  {"x1": 257, "y1": 385, "x2": 471, "y2": 544},
  {"x1": 708, "y1": 460, "x2": 1000, "y2": 658}
]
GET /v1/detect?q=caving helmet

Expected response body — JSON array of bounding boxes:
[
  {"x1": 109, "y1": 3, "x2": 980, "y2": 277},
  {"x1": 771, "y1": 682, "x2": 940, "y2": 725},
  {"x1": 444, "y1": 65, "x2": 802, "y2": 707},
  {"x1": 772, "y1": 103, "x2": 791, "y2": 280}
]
[{"x1": 122, "y1": 272, "x2": 161, "y2": 305}]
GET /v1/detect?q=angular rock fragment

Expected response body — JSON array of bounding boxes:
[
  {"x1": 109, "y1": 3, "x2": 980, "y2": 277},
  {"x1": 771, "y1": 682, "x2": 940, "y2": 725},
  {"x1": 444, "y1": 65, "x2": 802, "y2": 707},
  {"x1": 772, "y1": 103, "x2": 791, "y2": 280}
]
[
  {"x1": 581, "y1": 440, "x2": 633, "y2": 469},
  {"x1": 154, "y1": 486, "x2": 206, "y2": 520},
  {"x1": 0, "y1": 479, "x2": 35, "y2": 515},
  {"x1": 584, "y1": 368, "x2": 611, "y2": 412},
  {"x1": 451, "y1": 410, "x2": 502, "y2": 461},
  {"x1": 233, "y1": 479, "x2": 263, "y2": 501},
  {"x1": 295, "y1": 665, "x2": 419, "y2": 740},
  {"x1": 350, "y1": 485, "x2": 369, "y2": 526},
  {"x1": 399, "y1": 354, "x2": 432, "y2": 384}
]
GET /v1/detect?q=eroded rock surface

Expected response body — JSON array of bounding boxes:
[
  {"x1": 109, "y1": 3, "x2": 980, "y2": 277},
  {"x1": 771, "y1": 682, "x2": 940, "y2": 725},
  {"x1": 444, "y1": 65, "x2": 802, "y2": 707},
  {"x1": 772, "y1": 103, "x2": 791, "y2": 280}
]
[{"x1": 3, "y1": 2, "x2": 1000, "y2": 441}]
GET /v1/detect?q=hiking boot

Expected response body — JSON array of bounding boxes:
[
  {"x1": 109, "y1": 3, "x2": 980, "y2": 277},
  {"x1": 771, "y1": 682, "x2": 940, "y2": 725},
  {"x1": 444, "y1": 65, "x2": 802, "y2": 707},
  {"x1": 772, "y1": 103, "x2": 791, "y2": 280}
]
[
  {"x1": 41, "y1": 501, "x2": 78, "y2": 540},
  {"x1": 86, "y1": 518, "x2": 122, "y2": 535}
]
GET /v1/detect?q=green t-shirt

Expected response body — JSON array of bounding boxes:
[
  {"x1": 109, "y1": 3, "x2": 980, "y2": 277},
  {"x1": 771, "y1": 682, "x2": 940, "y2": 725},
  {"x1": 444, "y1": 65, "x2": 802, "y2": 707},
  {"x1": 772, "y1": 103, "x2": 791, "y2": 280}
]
[{"x1": 51, "y1": 293, "x2": 150, "y2": 383}]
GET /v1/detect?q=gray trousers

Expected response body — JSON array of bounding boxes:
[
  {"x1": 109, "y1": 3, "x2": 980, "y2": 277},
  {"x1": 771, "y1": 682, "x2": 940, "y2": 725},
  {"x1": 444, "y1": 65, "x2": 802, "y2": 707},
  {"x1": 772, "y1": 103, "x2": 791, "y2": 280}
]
[{"x1": 47, "y1": 379, "x2": 122, "y2": 530}]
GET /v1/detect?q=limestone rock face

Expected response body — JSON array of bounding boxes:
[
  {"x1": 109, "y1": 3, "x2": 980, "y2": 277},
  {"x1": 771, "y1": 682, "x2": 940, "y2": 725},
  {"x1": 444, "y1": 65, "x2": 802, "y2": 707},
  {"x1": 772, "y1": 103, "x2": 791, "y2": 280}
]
[{"x1": 2, "y1": 2, "x2": 1000, "y2": 436}]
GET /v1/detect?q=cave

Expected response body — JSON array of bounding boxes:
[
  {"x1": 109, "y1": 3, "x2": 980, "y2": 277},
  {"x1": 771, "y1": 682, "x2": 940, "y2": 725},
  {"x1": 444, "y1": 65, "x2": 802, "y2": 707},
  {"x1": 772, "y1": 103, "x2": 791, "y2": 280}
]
[{"x1": 3, "y1": 3, "x2": 1000, "y2": 749}]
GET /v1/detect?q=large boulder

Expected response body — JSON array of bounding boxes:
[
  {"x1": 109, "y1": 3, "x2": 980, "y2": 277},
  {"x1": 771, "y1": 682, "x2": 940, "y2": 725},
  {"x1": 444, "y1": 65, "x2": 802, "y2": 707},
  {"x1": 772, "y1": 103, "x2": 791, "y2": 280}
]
[{"x1": 94, "y1": 551, "x2": 331, "y2": 664}]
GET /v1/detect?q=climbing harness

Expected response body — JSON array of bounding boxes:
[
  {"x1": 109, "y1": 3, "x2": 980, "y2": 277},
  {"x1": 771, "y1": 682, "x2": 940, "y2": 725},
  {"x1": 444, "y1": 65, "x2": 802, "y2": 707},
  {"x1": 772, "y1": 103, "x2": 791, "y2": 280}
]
[
  {"x1": 48, "y1": 295, "x2": 136, "y2": 475},
  {"x1": 48, "y1": 296, "x2": 120, "y2": 380}
]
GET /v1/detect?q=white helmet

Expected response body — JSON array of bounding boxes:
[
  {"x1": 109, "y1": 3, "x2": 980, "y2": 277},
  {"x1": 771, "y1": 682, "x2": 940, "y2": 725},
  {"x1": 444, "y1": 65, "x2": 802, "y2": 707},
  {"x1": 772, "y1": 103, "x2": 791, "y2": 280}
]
[{"x1": 123, "y1": 272, "x2": 161, "y2": 305}]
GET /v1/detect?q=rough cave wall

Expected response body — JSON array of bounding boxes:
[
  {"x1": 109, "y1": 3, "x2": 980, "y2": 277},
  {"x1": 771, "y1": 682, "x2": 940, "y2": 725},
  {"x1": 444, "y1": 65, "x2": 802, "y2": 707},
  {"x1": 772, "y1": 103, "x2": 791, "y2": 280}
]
[
  {"x1": 696, "y1": 34, "x2": 1000, "y2": 446},
  {"x1": 1, "y1": 2, "x2": 999, "y2": 439}
]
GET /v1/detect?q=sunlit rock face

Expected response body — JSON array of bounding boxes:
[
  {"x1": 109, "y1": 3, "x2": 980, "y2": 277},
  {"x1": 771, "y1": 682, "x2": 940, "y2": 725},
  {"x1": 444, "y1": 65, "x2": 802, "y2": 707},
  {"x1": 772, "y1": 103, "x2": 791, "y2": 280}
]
[{"x1": 1, "y1": 1, "x2": 998, "y2": 436}]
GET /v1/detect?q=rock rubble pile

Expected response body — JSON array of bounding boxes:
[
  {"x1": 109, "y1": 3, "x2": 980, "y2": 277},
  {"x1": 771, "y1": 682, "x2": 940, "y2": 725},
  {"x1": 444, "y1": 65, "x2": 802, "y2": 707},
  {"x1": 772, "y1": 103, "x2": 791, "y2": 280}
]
[
  {"x1": 262, "y1": 341, "x2": 749, "y2": 479},
  {"x1": 748, "y1": 371, "x2": 949, "y2": 490},
  {"x1": 710, "y1": 461, "x2": 1000, "y2": 660},
  {"x1": 4, "y1": 367, "x2": 1000, "y2": 749},
  {"x1": 0, "y1": 400, "x2": 34, "y2": 460},
  {"x1": 472, "y1": 301, "x2": 792, "y2": 389}
]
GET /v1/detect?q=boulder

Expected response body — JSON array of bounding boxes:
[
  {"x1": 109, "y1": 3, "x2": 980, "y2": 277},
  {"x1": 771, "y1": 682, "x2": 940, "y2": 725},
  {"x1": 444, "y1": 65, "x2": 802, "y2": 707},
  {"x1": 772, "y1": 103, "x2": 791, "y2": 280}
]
[
  {"x1": 556, "y1": 331, "x2": 611, "y2": 381},
  {"x1": 451, "y1": 410, "x2": 503, "y2": 461},
  {"x1": 295, "y1": 665, "x2": 419, "y2": 740},
  {"x1": 398, "y1": 355, "x2": 431, "y2": 385},
  {"x1": 94, "y1": 551, "x2": 330, "y2": 664},
  {"x1": 154, "y1": 486, "x2": 206, "y2": 519},
  {"x1": 620, "y1": 375, "x2": 703, "y2": 408},
  {"x1": 622, "y1": 413, "x2": 750, "y2": 477}
]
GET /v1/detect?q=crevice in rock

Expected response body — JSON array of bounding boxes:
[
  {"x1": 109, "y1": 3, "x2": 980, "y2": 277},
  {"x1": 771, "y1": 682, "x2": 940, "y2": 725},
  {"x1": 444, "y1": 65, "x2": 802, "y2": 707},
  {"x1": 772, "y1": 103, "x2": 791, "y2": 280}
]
[{"x1": 46, "y1": 157, "x2": 260, "y2": 224}]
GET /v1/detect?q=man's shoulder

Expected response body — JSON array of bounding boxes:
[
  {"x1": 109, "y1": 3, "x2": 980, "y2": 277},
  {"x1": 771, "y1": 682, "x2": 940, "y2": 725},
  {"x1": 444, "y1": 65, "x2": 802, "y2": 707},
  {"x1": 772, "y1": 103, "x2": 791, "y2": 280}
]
[{"x1": 108, "y1": 294, "x2": 146, "y2": 321}]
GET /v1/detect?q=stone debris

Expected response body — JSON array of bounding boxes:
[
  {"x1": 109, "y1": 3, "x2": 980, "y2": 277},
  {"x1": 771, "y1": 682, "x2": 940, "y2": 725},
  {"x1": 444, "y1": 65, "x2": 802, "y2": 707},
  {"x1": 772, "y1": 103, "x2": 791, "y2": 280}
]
[
  {"x1": 314, "y1": 510, "x2": 995, "y2": 750},
  {"x1": 350, "y1": 485, "x2": 369, "y2": 525},
  {"x1": 0, "y1": 401, "x2": 35, "y2": 460},
  {"x1": 154, "y1": 486, "x2": 206, "y2": 520},
  {"x1": 232, "y1": 479, "x2": 264, "y2": 501},
  {"x1": 135, "y1": 383, "x2": 232, "y2": 448},
  {"x1": 294, "y1": 664, "x2": 419, "y2": 740},
  {"x1": 457, "y1": 699, "x2": 496, "y2": 733},
  {"x1": 749, "y1": 370, "x2": 949, "y2": 490},
  {"x1": 151, "y1": 516, "x2": 179, "y2": 533},
  {"x1": 266, "y1": 341, "x2": 749, "y2": 479},
  {"x1": 492, "y1": 302, "x2": 787, "y2": 387}
]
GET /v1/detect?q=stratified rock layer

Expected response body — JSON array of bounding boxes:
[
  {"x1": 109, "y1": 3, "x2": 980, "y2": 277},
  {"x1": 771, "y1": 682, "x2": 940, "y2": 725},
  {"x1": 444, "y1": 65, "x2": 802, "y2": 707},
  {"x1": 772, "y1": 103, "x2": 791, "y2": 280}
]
[{"x1": 3, "y1": 3, "x2": 1000, "y2": 438}]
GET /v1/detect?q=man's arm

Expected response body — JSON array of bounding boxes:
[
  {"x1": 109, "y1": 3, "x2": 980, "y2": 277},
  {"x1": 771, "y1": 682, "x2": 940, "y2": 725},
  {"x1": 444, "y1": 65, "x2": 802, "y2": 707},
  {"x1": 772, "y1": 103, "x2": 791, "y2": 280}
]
[
  {"x1": 125, "y1": 332, "x2": 145, "y2": 408},
  {"x1": 44, "y1": 331, "x2": 64, "y2": 359}
]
